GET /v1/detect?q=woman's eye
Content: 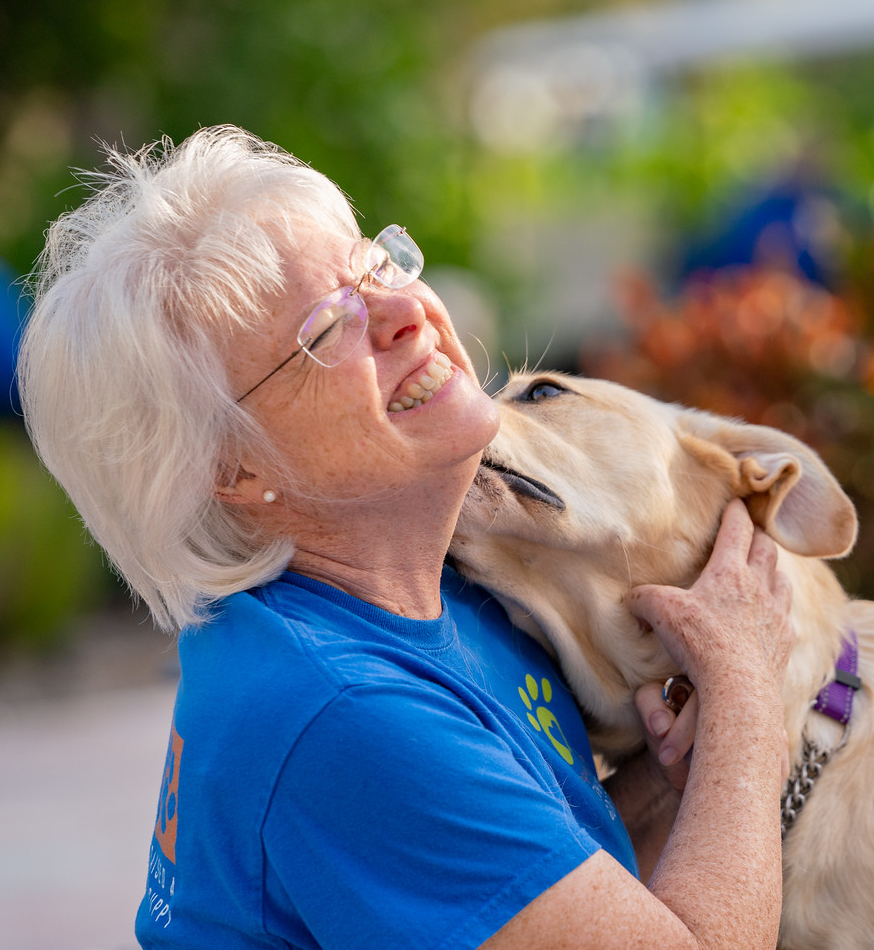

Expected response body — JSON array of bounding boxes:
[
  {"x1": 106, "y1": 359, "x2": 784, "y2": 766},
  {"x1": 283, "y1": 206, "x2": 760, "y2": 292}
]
[{"x1": 522, "y1": 381, "x2": 567, "y2": 402}]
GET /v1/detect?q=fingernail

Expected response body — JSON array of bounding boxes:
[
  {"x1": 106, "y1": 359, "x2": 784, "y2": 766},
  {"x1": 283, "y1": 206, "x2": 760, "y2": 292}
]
[
  {"x1": 649, "y1": 710, "x2": 673, "y2": 739},
  {"x1": 659, "y1": 745, "x2": 679, "y2": 767}
]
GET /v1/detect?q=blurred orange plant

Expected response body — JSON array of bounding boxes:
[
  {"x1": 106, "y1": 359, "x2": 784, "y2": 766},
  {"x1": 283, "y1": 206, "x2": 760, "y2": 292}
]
[{"x1": 581, "y1": 265, "x2": 874, "y2": 597}]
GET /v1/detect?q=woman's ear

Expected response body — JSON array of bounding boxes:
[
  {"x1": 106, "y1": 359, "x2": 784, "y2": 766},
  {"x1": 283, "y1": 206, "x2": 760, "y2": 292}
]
[{"x1": 213, "y1": 462, "x2": 271, "y2": 505}]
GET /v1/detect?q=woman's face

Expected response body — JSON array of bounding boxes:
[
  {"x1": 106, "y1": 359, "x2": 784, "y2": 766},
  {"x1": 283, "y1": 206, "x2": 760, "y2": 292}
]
[{"x1": 229, "y1": 219, "x2": 501, "y2": 508}]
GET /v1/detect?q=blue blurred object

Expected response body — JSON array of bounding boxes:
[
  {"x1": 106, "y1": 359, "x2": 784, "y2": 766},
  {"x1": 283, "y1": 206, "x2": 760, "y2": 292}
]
[
  {"x1": 0, "y1": 262, "x2": 23, "y2": 417},
  {"x1": 679, "y1": 176, "x2": 838, "y2": 288}
]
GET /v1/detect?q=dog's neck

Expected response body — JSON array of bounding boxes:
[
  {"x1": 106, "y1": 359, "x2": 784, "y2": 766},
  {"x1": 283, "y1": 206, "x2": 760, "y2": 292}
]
[{"x1": 777, "y1": 552, "x2": 851, "y2": 766}]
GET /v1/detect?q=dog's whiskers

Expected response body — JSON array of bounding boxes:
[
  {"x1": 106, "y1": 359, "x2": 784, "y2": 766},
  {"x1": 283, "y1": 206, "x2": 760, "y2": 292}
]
[
  {"x1": 616, "y1": 534, "x2": 674, "y2": 586},
  {"x1": 510, "y1": 331, "x2": 556, "y2": 379},
  {"x1": 491, "y1": 358, "x2": 514, "y2": 398},
  {"x1": 529, "y1": 335, "x2": 556, "y2": 376},
  {"x1": 616, "y1": 534, "x2": 634, "y2": 587},
  {"x1": 629, "y1": 537, "x2": 672, "y2": 555},
  {"x1": 467, "y1": 336, "x2": 502, "y2": 394}
]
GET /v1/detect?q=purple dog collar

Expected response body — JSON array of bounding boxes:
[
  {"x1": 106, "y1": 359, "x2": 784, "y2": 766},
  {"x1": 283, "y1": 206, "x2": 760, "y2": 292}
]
[{"x1": 813, "y1": 630, "x2": 862, "y2": 726}]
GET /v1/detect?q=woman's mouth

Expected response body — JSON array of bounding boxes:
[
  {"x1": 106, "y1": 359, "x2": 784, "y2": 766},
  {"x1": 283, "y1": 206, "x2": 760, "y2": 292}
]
[{"x1": 388, "y1": 351, "x2": 453, "y2": 412}]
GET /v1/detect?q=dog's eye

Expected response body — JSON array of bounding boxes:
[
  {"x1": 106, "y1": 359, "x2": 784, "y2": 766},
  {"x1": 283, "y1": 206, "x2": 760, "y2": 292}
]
[{"x1": 520, "y1": 380, "x2": 567, "y2": 402}]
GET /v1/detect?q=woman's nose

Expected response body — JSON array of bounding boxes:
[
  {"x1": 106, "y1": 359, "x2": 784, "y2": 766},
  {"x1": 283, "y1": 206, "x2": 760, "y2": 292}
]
[{"x1": 364, "y1": 286, "x2": 426, "y2": 351}]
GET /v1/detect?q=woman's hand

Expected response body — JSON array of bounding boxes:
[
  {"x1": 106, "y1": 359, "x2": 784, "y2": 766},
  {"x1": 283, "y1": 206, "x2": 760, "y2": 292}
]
[
  {"x1": 631, "y1": 499, "x2": 795, "y2": 798},
  {"x1": 487, "y1": 501, "x2": 797, "y2": 949},
  {"x1": 635, "y1": 681, "x2": 698, "y2": 792},
  {"x1": 636, "y1": 675, "x2": 791, "y2": 795},
  {"x1": 628, "y1": 498, "x2": 795, "y2": 699}
]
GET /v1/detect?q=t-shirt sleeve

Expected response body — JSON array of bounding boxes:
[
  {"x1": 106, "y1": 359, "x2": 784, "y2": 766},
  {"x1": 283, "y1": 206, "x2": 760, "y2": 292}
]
[{"x1": 262, "y1": 679, "x2": 601, "y2": 950}]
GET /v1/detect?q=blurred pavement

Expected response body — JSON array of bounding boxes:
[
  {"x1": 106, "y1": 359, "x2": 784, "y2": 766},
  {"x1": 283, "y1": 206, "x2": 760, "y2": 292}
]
[{"x1": 0, "y1": 611, "x2": 179, "y2": 950}]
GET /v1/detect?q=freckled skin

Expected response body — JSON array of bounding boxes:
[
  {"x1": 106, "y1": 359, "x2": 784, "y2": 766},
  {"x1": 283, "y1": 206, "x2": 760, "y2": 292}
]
[
  {"x1": 221, "y1": 221, "x2": 499, "y2": 619},
  {"x1": 453, "y1": 374, "x2": 806, "y2": 948}
]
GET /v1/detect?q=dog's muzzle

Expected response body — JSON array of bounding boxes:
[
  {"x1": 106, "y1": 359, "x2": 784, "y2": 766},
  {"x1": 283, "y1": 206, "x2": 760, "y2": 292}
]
[{"x1": 480, "y1": 457, "x2": 566, "y2": 511}]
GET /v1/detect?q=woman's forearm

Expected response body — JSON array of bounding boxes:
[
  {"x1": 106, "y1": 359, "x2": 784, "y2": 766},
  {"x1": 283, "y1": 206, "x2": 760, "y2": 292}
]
[{"x1": 648, "y1": 688, "x2": 786, "y2": 947}]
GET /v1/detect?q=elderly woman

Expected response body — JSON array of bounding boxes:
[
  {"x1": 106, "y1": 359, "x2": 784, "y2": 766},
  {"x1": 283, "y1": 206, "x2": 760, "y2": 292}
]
[{"x1": 19, "y1": 126, "x2": 792, "y2": 949}]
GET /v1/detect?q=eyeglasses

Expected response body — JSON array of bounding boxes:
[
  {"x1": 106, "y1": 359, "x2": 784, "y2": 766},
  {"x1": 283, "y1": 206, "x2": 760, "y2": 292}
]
[{"x1": 235, "y1": 224, "x2": 424, "y2": 402}]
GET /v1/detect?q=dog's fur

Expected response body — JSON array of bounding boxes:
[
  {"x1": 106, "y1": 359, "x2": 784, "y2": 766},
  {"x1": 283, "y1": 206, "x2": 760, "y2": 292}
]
[{"x1": 450, "y1": 371, "x2": 874, "y2": 950}]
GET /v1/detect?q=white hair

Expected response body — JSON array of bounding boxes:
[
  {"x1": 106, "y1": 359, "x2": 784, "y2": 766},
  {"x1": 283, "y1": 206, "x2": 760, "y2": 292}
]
[{"x1": 18, "y1": 125, "x2": 360, "y2": 631}]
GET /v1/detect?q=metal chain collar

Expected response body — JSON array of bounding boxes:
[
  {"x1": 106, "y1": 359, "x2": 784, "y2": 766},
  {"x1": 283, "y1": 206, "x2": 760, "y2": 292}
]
[
  {"x1": 780, "y1": 739, "x2": 830, "y2": 838},
  {"x1": 781, "y1": 630, "x2": 860, "y2": 839},
  {"x1": 780, "y1": 729, "x2": 848, "y2": 839}
]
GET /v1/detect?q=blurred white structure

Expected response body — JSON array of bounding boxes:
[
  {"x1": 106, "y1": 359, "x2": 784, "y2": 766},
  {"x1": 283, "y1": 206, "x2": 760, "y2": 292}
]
[
  {"x1": 467, "y1": 0, "x2": 874, "y2": 369},
  {"x1": 471, "y1": 0, "x2": 874, "y2": 151}
]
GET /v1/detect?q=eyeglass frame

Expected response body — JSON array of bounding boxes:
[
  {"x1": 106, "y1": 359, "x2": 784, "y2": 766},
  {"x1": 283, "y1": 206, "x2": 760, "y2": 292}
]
[{"x1": 235, "y1": 224, "x2": 423, "y2": 403}]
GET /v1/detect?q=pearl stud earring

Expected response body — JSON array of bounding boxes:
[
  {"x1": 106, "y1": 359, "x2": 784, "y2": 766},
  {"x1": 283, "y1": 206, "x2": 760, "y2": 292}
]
[{"x1": 262, "y1": 490, "x2": 277, "y2": 504}]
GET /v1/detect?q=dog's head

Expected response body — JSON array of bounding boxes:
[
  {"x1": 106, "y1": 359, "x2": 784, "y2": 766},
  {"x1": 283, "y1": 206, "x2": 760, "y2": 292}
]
[{"x1": 451, "y1": 372, "x2": 858, "y2": 755}]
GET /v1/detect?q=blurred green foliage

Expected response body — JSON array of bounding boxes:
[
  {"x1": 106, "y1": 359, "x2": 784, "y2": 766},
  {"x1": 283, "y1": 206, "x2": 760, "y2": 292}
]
[
  {"x1": 0, "y1": 0, "x2": 591, "y2": 648},
  {"x1": 0, "y1": 423, "x2": 109, "y2": 651},
  {"x1": 5, "y1": 0, "x2": 874, "y2": 644},
  {"x1": 563, "y1": 58, "x2": 874, "y2": 598},
  {"x1": 0, "y1": 0, "x2": 595, "y2": 275}
]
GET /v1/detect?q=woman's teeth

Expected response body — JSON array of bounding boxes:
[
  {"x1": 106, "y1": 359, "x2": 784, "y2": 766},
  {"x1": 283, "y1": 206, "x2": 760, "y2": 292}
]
[{"x1": 388, "y1": 351, "x2": 453, "y2": 412}]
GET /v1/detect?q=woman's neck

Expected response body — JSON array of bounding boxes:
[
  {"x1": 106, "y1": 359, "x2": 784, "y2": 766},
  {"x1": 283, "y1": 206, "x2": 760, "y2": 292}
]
[{"x1": 279, "y1": 469, "x2": 471, "y2": 619}]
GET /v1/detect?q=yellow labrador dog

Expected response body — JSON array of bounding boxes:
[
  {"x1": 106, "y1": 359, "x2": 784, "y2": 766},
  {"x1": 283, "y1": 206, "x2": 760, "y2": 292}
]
[{"x1": 450, "y1": 371, "x2": 873, "y2": 950}]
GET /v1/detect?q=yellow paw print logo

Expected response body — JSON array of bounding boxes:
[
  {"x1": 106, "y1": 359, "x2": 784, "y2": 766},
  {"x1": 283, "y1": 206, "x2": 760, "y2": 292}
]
[{"x1": 519, "y1": 673, "x2": 574, "y2": 764}]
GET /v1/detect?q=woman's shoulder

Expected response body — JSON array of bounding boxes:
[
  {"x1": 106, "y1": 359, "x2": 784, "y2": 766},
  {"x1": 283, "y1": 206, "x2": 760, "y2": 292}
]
[{"x1": 175, "y1": 576, "x2": 460, "y2": 717}]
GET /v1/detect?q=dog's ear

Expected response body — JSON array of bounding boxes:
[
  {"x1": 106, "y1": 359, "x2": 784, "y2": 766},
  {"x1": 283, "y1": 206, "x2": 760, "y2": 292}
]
[{"x1": 677, "y1": 410, "x2": 858, "y2": 558}]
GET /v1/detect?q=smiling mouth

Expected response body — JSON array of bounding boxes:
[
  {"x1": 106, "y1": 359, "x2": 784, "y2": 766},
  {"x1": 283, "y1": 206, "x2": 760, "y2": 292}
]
[
  {"x1": 480, "y1": 456, "x2": 566, "y2": 510},
  {"x1": 388, "y1": 351, "x2": 453, "y2": 412}
]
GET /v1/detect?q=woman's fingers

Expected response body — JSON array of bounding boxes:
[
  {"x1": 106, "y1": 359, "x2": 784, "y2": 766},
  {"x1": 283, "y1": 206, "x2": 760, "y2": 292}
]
[
  {"x1": 748, "y1": 519, "x2": 779, "y2": 572},
  {"x1": 707, "y1": 497, "x2": 755, "y2": 569},
  {"x1": 660, "y1": 689, "x2": 698, "y2": 768},
  {"x1": 628, "y1": 500, "x2": 794, "y2": 686},
  {"x1": 636, "y1": 681, "x2": 674, "y2": 740},
  {"x1": 635, "y1": 681, "x2": 698, "y2": 792}
]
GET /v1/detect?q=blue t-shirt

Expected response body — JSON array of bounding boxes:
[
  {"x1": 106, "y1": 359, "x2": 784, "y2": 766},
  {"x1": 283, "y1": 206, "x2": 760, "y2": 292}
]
[{"x1": 136, "y1": 568, "x2": 636, "y2": 949}]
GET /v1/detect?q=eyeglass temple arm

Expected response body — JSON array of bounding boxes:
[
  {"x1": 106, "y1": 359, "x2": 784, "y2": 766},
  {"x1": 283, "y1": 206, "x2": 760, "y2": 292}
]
[{"x1": 235, "y1": 346, "x2": 303, "y2": 403}]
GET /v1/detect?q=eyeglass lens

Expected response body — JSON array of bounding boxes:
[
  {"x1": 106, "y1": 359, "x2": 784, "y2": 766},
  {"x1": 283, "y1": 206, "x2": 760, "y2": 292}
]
[
  {"x1": 297, "y1": 225, "x2": 423, "y2": 367},
  {"x1": 367, "y1": 224, "x2": 425, "y2": 290},
  {"x1": 297, "y1": 287, "x2": 368, "y2": 368}
]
